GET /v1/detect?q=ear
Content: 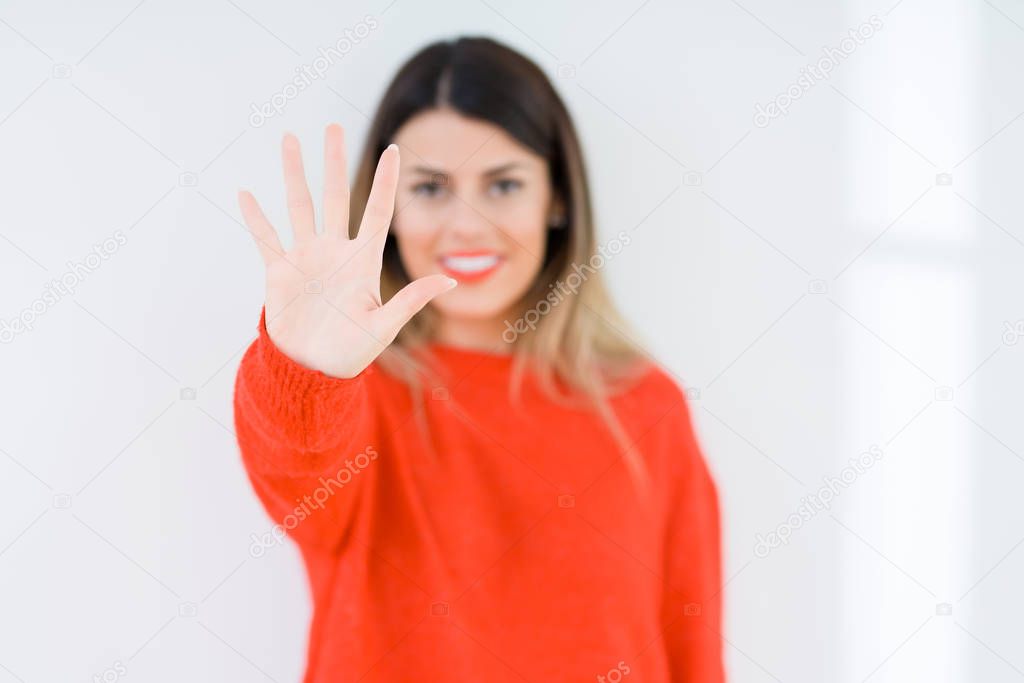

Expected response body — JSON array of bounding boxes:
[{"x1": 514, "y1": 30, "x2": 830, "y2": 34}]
[{"x1": 547, "y1": 196, "x2": 567, "y2": 229}]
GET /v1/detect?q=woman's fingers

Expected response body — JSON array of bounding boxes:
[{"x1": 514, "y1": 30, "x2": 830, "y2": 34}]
[
  {"x1": 281, "y1": 133, "x2": 317, "y2": 242},
  {"x1": 356, "y1": 144, "x2": 400, "y2": 251},
  {"x1": 373, "y1": 274, "x2": 456, "y2": 338},
  {"x1": 237, "y1": 190, "x2": 283, "y2": 266},
  {"x1": 322, "y1": 124, "x2": 350, "y2": 237}
]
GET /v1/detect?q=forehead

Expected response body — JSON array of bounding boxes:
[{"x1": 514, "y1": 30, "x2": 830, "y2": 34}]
[{"x1": 392, "y1": 108, "x2": 544, "y2": 174}]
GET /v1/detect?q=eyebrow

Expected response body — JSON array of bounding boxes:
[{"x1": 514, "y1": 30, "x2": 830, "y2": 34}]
[{"x1": 410, "y1": 161, "x2": 525, "y2": 177}]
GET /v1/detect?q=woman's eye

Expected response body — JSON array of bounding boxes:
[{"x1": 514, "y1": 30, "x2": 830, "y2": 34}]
[
  {"x1": 412, "y1": 182, "x2": 445, "y2": 197},
  {"x1": 489, "y1": 178, "x2": 522, "y2": 196}
]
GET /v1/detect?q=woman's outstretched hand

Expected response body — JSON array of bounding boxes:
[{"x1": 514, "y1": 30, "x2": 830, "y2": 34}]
[{"x1": 238, "y1": 124, "x2": 456, "y2": 379}]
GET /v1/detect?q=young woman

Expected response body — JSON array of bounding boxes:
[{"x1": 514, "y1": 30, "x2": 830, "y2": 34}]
[{"x1": 233, "y1": 36, "x2": 724, "y2": 682}]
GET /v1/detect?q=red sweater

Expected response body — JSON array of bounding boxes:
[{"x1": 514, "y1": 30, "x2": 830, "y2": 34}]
[{"x1": 233, "y1": 308, "x2": 725, "y2": 682}]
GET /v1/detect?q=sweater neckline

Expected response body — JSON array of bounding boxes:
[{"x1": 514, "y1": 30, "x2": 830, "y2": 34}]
[
  {"x1": 415, "y1": 343, "x2": 519, "y2": 380},
  {"x1": 423, "y1": 341, "x2": 515, "y2": 364}
]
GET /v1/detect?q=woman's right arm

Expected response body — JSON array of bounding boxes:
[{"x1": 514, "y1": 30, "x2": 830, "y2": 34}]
[
  {"x1": 235, "y1": 305, "x2": 374, "y2": 473},
  {"x1": 231, "y1": 124, "x2": 456, "y2": 552},
  {"x1": 233, "y1": 306, "x2": 377, "y2": 552}
]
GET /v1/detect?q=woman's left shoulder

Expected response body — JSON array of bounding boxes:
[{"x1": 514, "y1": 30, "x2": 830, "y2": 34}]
[
  {"x1": 614, "y1": 361, "x2": 689, "y2": 408},
  {"x1": 610, "y1": 362, "x2": 712, "y2": 492},
  {"x1": 611, "y1": 361, "x2": 698, "y2": 436}
]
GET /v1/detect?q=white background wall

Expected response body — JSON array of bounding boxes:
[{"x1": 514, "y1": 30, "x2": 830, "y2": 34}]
[{"x1": 1, "y1": 1, "x2": 1023, "y2": 681}]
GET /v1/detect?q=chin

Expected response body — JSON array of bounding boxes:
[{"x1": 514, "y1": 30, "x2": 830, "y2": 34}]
[
  {"x1": 430, "y1": 268, "x2": 541, "y2": 322},
  {"x1": 430, "y1": 290, "x2": 516, "y2": 322}
]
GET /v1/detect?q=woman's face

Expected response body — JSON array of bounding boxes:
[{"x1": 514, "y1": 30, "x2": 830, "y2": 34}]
[{"x1": 390, "y1": 108, "x2": 558, "y2": 329}]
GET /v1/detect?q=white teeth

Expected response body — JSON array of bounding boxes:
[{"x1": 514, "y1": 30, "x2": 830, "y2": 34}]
[{"x1": 441, "y1": 254, "x2": 499, "y2": 273}]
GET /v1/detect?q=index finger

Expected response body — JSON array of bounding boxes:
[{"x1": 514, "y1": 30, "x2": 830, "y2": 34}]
[{"x1": 356, "y1": 143, "x2": 400, "y2": 249}]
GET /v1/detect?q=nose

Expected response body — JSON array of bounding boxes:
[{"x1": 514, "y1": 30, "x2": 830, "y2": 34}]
[{"x1": 444, "y1": 192, "x2": 493, "y2": 240}]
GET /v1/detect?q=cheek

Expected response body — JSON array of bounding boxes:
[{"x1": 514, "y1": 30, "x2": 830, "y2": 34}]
[
  {"x1": 391, "y1": 209, "x2": 440, "y2": 278},
  {"x1": 499, "y1": 200, "x2": 549, "y2": 269}
]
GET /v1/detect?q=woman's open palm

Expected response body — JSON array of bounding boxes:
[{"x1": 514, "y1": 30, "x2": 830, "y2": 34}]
[{"x1": 238, "y1": 124, "x2": 455, "y2": 379}]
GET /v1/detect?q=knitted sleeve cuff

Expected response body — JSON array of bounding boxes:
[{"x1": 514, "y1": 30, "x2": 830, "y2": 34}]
[
  {"x1": 255, "y1": 305, "x2": 376, "y2": 393},
  {"x1": 234, "y1": 306, "x2": 374, "y2": 471}
]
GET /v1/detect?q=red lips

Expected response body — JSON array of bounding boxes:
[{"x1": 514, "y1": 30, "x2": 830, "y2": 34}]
[{"x1": 438, "y1": 250, "x2": 504, "y2": 283}]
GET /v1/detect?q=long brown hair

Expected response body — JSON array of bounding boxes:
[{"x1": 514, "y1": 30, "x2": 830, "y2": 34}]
[{"x1": 348, "y1": 36, "x2": 652, "y2": 491}]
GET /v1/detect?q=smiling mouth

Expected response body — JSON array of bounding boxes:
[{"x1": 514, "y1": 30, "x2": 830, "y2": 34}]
[{"x1": 438, "y1": 252, "x2": 504, "y2": 283}]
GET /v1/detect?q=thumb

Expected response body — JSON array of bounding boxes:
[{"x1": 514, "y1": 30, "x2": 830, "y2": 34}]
[{"x1": 373, "y1": 274, "x2": 457, "y2": 337}]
